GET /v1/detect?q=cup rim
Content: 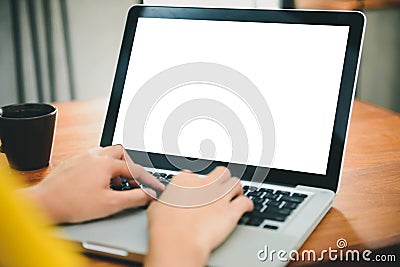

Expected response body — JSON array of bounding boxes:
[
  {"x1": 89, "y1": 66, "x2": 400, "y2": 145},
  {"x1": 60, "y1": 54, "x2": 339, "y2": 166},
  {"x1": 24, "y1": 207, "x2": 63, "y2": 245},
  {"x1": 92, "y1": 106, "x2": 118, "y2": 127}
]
[{"x1": 0, "y1": 103, "x2": 57, "y2": 121}]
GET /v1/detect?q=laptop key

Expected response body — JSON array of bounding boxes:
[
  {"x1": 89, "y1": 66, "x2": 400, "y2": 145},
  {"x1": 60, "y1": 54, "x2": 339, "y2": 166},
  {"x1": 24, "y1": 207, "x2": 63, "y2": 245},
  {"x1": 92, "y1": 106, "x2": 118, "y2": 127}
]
[
  {"x1": 243, "y1": 185, "x2": 249, "y2": 192},
  {"x1": 248, "y1": 191, "x2": 264, "y2": 198},
  {"x1": 276, "y1": 190, "x2": 291, "y2": 195},
  {"x1": 157, "y1": 177, "x2": 170, "y2": 186},
  {"x1": 283, "y1": 202, "x2": 299, "y2": 209},
  {"x1": 254, "y1": 203, "x2": 264, "y2": 211},
  {"x1": 264, "y1": 224, "x2": 279, "y2": 230},
  {"x1": 264, "y1": 207, "x2": 292, "y2": 216},
  {"x1": 266, "y1": 200, "x2": 282, "y2": 207},
  {"x1": 262, "y1": 213, "x2": 287, "y2": 222},
  {"x1": 280, "y1": 195, "x2": 304, "y2": 204},
  {"x1": 257, "y1": 188, "x2": 274, "y2": 193},
  {"x1": 250, "y1": 209, "x2": 287, "y2": 219},
  {"x1": 247, "y1": 210, "x2": 287, "y2": 222},
  {"x1": 293, "y1": 193, "x2": 308, "y2": 198},
  {"x1": 247, "y1": 217, "x2": 264, "y2": 227},
  {"x1": 264, "y1": 193, "x2": 279, "y2": 200},
  {"x1": 252, "y1": 197, "x2": 264, "y2": 204}
]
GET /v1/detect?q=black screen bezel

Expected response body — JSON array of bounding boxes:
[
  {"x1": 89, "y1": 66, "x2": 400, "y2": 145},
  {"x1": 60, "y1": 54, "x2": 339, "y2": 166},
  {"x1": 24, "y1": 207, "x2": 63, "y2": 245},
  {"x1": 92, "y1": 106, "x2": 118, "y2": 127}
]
[{"x1": 101, "y1": 5, "x2": 365, "y2": 193}]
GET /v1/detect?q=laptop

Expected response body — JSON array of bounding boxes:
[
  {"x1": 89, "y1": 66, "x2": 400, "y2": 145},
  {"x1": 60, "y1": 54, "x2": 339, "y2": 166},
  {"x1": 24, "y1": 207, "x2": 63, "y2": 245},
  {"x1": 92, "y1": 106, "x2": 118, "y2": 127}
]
[{"x1": 61, "y1": 5, "x2": 365, "y2": 266}]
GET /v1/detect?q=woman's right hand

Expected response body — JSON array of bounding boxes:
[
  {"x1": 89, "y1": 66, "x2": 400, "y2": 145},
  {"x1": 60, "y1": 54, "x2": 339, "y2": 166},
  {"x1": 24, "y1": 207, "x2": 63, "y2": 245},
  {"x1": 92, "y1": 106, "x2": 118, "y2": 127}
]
[{"x1": 145, "y1": 167, "x2": 253, "y2": 267}]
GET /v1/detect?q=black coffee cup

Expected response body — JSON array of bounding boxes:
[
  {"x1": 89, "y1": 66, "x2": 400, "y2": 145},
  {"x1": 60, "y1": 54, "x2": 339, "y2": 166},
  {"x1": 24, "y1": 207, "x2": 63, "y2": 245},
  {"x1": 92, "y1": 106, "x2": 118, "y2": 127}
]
[{"x1": 0, "y1": 103, "x2": 57, "y2": 171}]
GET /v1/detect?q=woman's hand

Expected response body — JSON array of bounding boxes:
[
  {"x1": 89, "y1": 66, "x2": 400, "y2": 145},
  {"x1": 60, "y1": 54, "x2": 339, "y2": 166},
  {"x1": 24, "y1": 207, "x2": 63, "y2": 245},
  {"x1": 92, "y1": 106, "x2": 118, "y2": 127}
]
[
  {"x1": 145, "y1": 167, "x2": 253, "y2": 267},
  {"x1": 21, "y1": 145, "x2": 164, "y2": 223}
]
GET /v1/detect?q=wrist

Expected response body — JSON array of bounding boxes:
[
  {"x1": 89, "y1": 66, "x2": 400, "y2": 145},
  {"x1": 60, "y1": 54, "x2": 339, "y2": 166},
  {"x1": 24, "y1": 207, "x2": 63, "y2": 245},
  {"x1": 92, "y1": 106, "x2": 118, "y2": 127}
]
[{"x1": 19, "y1": 185, "x2": 65, "y2": 224}]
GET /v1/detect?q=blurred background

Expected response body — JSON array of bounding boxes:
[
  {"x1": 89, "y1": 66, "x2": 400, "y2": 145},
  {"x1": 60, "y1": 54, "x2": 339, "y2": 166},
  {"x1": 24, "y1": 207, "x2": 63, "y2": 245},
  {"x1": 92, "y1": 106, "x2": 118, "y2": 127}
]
[{"x1": 0, "y1": 0, "x2": 399, "y2": 112}]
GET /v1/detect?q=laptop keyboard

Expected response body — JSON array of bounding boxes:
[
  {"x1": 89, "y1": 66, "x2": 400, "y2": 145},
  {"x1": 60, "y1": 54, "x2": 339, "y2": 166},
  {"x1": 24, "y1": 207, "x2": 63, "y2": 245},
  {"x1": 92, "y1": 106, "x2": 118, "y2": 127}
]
[
  {"x1": 112, "y1": 172, "x2": 308, "y2": 230},
  {"x1": 151, "y1": 172, "x2": 174, "y2": 186},
  {"x1": 239, "y1": 186, "x2": 308, "y2": 229}
]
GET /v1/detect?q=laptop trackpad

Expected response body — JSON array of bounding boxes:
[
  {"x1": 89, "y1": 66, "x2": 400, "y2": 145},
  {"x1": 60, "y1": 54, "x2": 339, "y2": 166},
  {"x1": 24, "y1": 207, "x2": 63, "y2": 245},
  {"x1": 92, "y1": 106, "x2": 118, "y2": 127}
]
[
  {"x1": 209, "y1": 225, "x2": 297, "y2": 267},
  {"x1": 60, "y1": 209, "x2": 149, "y2": 256}
]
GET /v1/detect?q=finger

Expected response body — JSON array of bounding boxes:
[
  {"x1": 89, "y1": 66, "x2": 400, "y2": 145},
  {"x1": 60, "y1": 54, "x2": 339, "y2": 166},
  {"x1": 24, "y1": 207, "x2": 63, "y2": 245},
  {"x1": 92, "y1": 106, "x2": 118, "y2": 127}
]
[
  {"x1": 167, "y1": 172, "x2": 202, "y2": 189},
  {"x1": 112, "y1": 160, "x2": 165, "y2": 192},
  {"x1": 99, "y1": 145, "x2": 125, "y2": 160},
  {"x1": 101, "y1": 147, "x2": 164, "y2": 191},
  {"x1": 127, "y1": 178, "x2": 140, "y2": 188},
  {"x1": 225, "y1": 177, "x2": 244, "y2": 200},
  {"x1": 229, "y1": 195, "x2": 254, "y2": 221},
  {"x1": 122, "y1": 150, "x2": 165, "y2": 192},
  {"x1": 108, "y1": 188, "x2": 155, "y2": 211},
  {"x1": 108, "y1": 159, "x2": 133, "y2": 178},
  {"x1": 206, "y1": 166, "x2": 231, "y2": 183},
  {"x1": 133, "y1": 164, "x2": 165, "y2": 192}
]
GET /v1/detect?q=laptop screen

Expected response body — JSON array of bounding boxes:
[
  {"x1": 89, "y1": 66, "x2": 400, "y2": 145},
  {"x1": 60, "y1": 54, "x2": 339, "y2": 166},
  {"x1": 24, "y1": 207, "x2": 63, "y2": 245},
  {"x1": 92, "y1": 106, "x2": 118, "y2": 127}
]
[{"x1": 112, "y1": 16, "x2": 349, "y2": 176}]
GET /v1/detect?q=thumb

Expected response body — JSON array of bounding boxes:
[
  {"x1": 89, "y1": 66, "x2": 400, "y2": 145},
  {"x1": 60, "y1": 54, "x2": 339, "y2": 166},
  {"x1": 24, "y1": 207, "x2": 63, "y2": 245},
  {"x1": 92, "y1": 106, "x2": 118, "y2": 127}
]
[{"x1": 230, "y1": 195, "x2": 254, "y2": 222}]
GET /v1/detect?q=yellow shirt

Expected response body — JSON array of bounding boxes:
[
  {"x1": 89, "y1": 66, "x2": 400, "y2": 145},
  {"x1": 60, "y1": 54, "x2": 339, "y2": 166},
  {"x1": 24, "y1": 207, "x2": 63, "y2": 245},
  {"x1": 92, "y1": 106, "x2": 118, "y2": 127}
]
[{"x1": 0, "y1": 166, "x2": 85, "y2": 267}]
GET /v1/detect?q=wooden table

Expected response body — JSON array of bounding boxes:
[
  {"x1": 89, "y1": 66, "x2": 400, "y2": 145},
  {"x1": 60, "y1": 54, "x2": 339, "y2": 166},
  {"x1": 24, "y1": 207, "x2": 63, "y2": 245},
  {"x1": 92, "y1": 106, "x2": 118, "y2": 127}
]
[{"x1": 1, "y1": 98, "x2": 399, "y2": 266}]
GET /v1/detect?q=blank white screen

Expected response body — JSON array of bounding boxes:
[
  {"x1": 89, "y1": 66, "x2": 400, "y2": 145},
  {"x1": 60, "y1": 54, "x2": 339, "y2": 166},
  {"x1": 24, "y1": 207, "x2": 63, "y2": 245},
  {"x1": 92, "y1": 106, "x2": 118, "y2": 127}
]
[{"x1": 113, "y1": 17, "x2": 349, "y2": 175}]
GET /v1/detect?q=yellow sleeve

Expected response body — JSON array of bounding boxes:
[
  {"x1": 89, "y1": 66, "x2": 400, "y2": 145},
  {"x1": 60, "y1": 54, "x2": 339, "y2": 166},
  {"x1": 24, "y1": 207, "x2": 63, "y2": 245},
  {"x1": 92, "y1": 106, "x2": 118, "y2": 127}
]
[{"x1": 0, "y1": 166, "x2": 86, "y2": 267}]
